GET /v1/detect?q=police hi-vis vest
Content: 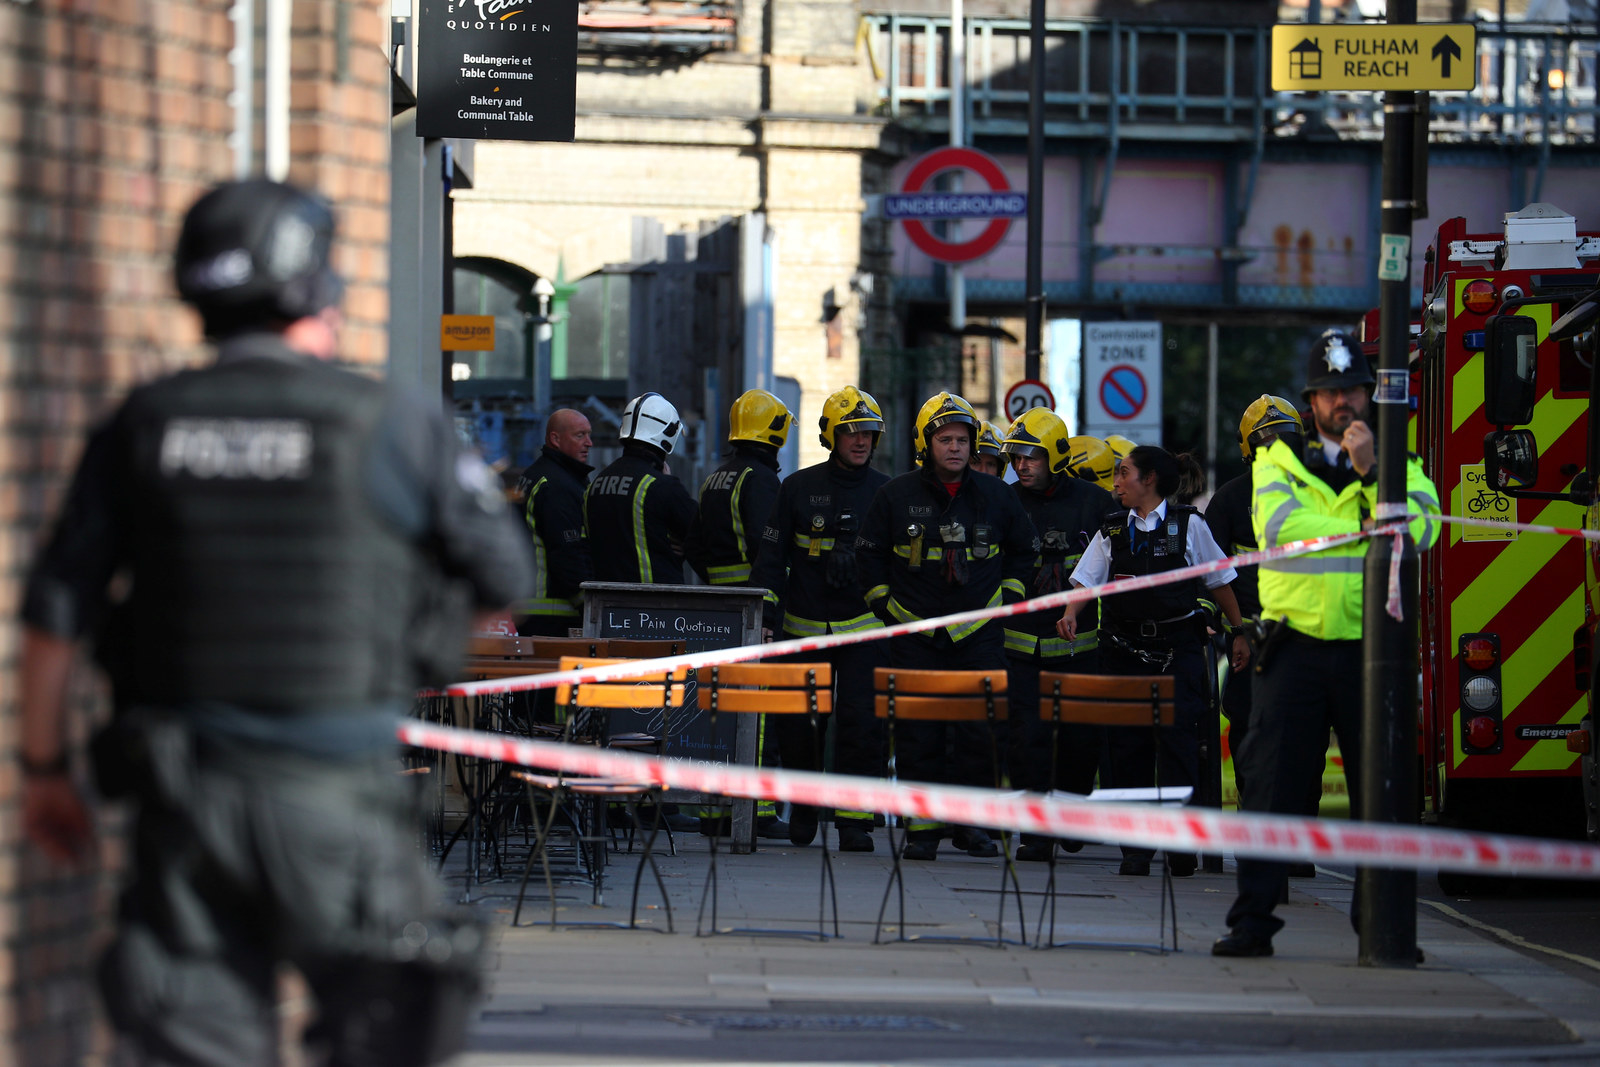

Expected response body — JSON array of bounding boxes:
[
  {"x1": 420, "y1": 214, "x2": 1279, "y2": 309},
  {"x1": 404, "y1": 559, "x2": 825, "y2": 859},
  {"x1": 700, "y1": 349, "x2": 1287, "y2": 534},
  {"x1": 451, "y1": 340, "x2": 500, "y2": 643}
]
[{"x1": 1251, "y1": 438, "x2": 1440, "y2": 641}]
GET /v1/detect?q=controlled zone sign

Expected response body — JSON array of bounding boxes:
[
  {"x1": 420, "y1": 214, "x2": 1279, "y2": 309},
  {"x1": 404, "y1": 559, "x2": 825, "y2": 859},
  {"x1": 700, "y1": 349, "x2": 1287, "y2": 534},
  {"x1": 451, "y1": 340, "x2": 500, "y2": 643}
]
[
  {"x1": 1083, "y1": 322, "x2": 1162, "y2": 442},
  {"x1": 1271, "y1": 23, "x2": 1476, "y2": 92},
  {"x1": 889, "y1": 146, "x2": 1026, "y2": 264}
]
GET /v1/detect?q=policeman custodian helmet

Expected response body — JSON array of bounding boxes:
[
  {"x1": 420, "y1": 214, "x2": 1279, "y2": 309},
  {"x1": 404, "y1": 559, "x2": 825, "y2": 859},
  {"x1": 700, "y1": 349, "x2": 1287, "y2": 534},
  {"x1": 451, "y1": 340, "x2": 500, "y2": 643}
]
[
  {"x1": 728, "y1": 389, "x2": 791, "y2": 449},
  {"x1": 1301, "y1": 329, "x2": 1375, "y2": 399},
  {"x1": 1001, "y1": 409, "x2": 1072, "y2": 474},
  {"x1": 913, "y1": 392, "x2": 980, "y2": 462},
  {"x1": 975, "y1": 421, "x2": 1005, "y2": 457},
  {"x1": 817, "y1": 386, "x2": 884, "y2": 451},
  {"x1": 620, "y1": 392, "x2": 684, "y2": 455},
  {"x1": 1239, "y1": 394, "x2": 1304, "y2": 460},
  {"x1": 175, "y1": 179, "x2": 343, "y2": 338},
  {"x1": 1104, "y1": 434, "x2": 1136, "y2": 462},
  {"x1": 1065, "y1": 434, "x2": 1116, "y2": 489}
]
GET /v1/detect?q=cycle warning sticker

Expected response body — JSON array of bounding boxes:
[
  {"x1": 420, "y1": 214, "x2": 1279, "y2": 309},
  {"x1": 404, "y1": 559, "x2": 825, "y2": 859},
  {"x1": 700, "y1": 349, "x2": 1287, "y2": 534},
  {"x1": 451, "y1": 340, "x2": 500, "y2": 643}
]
[{"x1": 1460, "y1": 464, "x2": 1517, "y2": 542}]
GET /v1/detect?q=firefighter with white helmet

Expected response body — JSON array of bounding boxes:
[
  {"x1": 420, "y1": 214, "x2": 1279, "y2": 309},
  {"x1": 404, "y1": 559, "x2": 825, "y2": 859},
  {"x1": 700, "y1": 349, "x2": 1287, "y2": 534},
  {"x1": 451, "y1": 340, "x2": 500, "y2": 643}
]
[
  {"x1": 750, "y1": 386, "x2": 891, "y2": 850},
  {"x1": 856, "y1": 392, "x2": 1039, "y2": 861},
  {"x1": 1000, "y1": 408, "x2": 1117, "y2": 861},
  {"x1": 586, "y1": 392, "x2": 698, "y2": 584}
]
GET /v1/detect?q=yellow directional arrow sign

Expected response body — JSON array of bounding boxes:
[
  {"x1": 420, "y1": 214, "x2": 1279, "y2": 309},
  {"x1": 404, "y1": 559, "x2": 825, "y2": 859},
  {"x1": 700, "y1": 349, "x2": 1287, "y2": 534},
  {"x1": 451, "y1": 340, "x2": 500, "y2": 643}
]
[{"x1": 1271, "y1": 24, "x2": 1477, "y2": 92}]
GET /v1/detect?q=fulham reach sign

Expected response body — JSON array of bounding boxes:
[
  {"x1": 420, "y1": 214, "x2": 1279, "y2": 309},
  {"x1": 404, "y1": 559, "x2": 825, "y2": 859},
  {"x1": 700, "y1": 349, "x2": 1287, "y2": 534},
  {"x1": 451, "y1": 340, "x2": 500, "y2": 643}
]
[{"x1": 1271, "y1": 23, "x2": 1476, "y2": 92}]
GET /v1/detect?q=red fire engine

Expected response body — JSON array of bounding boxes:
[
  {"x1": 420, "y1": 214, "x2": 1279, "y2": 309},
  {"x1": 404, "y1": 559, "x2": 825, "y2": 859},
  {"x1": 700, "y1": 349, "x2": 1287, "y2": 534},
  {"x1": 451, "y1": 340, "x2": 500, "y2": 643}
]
[{"x1": 1415, "y1": 203, "x2": 1599, "y2": 851}]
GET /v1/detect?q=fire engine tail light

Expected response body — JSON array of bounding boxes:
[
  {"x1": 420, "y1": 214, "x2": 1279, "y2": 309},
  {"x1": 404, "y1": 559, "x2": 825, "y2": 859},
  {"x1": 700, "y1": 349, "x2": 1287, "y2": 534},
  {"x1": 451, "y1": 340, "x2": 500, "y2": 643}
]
[
  {"x1": 1468, "y1": 715, "x2": 1500, "y2": 749},
  {"x1": 1462, "y1": 638, "x2": 1498, "y2": 672},
  {"x1": 1462, "y1": 676, "x2": 1499, "y2": 711},
  {"x1": 1458, "y1": 632, "x2": 1503, "y2": 755},
  {"x1": 1462, "y1": 279, "x2": 1499, "y2": 314}
]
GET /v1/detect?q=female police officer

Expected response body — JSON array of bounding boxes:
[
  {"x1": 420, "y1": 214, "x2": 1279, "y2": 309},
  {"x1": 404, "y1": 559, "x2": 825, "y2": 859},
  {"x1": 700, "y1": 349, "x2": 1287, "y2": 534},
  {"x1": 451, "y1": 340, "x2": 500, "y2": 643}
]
[{"x1": 1056, "y1": 445, "x2": 1246, "y2": 876}]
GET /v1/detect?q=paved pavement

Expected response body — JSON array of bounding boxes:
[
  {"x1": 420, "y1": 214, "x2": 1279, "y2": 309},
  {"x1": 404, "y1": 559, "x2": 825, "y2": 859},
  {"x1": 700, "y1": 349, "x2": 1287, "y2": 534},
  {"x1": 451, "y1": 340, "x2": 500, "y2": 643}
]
[{"x1": 446, "y1": 823, "x2": 1600, "y2": 1065}]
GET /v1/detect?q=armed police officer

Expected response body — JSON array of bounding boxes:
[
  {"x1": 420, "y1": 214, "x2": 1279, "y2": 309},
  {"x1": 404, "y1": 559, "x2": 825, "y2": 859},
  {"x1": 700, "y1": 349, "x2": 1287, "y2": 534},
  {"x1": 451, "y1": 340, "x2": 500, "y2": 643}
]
[
  {"x1": 857, "y1": 392, "x2": 1038, "y2": 861},
  {"x1": 586, "y1": 392, "x2": 698, "y2": 584},
  {"x1": 18, "y1": 180, "x2": 534, "y2": 1066},
  {"x1": 750, "y1": 387, "x2": 890, "y2": 850},
  {"x1": 517, "y1": 408, "x2": 595, "y2": 636},
  {"x1": 687, "y1": 389, "x2": 790, "y2": 588},
  {"x1": 999, "y1": 409, "x2": 1116, "y2": 862},
  {"x1": 1213, "y1": 331, "x2": 1440, "y2": 958}
]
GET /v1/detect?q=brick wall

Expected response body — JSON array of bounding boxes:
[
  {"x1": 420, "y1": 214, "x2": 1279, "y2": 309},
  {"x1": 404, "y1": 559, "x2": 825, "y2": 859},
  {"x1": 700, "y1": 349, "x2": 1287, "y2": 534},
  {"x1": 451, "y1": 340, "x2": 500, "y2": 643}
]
[{"x1": 0, "y1": 0, "x2": 391, "y2": 1061}]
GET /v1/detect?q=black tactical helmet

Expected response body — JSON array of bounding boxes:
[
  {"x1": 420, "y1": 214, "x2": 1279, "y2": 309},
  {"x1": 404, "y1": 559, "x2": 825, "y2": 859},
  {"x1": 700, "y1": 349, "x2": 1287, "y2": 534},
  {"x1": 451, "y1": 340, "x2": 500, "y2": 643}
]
[
  {"x1": 1301, "y1": 329, "x2": 1374, "y2": 400},
  {"x1": 175, "y1": 179, "x2": 343, "y2": 337}
]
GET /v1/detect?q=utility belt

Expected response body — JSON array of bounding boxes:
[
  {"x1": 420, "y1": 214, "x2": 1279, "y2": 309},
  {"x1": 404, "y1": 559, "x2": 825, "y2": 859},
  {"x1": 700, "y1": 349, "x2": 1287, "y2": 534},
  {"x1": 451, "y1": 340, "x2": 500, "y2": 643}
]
[{"x1": 1100, "y1": 609, "x2": 1205, "y2": 649}]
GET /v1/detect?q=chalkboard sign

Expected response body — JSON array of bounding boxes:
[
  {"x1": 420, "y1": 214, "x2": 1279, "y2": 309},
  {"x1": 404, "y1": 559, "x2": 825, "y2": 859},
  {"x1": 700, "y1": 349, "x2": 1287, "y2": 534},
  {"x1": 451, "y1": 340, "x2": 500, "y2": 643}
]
[
  {"x1": 581, "y1": 583, "x2": 767, "y2": 849},
  {"x1": 598, "y1": 606, "x2": 744, "y2": 649}
]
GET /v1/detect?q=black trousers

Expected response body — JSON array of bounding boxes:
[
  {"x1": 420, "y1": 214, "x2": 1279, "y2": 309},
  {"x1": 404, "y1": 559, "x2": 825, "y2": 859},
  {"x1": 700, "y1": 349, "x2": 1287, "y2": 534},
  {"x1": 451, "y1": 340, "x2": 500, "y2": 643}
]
[
  {"x1": 1101, "y1": 637, "x2": 1209, "y2": 862},
  {"x1": 1225, "y1": 634, "x2": 1363, "y2": 940},
  {"x1": 1007, "y1": 646, "x2": 1103, "y2": 795},
  {"x1": 100, "y1": 717, "x2": 476, "y2": 1067},
  {"x1": 769, "y1": 637, "x2": 885, "y2": 822},
  {"x1": 1008, "y1": 647, "x2": 1102, "y2": 845},
  {"x1": 888, "y1": 625, "x2": 1007, "y2": 836}
]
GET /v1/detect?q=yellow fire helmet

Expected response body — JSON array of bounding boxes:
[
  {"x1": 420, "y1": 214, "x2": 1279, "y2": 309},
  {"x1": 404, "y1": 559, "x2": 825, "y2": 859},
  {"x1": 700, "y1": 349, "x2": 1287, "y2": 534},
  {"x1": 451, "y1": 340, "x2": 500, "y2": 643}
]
[
  {"x1": 1104, "y1": 433, "x2": 1136, "y2": 461},
  {"x1": 975, "y1": 421, "x2": 1006, "y2": 457},
  {"x1": 1001, "y1": 408, "x2": 1072, "y2": 474},
  {"x1": 1238, "y1": 393, "x2": 1304, "y2": 460},
  {"x1": 1066, "y1": 434, "x2": 1116, "y2": 488},
  {"x1": 728, "y1": 388, "x2": 792, "y2": 448},
  {"x1": 912, "y1": 391, "x2": 980, "y2": 461},
  {"x1": 816, "y1": 386, "x2": 884, "y2": 451}
]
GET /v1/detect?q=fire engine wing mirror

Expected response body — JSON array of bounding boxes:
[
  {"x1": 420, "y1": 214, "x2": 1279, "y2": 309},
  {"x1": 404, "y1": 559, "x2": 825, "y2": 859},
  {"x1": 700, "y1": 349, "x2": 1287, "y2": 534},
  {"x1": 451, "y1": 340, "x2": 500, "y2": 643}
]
[
  {"x1": 1549, "y1": 286, "x2": 1600, "y2": 341},
  {"x1": 1482, "y1": 314, "x2": 1539, "y2": 426},
  {"x1": 1483, "y1": 429, "x2": 1539, "y2": 491}
]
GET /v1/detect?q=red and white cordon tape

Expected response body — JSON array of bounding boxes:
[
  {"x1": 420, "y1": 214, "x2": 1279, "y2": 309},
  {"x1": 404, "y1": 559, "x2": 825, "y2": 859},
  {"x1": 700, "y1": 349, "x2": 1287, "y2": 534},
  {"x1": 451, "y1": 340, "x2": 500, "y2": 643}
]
[
  {"x1": 396, "y1": 719, "x2": 1600, "y2": 878},
  {"x1": 1432, "y1": 511, "x2": 1600, "y2": 542},
  {"x1": 444, "y1": 523, "x2": 1411, "y2": 699}
]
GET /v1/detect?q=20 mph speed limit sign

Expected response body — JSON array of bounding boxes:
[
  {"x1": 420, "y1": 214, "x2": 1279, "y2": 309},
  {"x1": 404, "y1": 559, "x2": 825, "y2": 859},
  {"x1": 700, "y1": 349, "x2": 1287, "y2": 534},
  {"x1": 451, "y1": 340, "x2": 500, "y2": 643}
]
[{"x1": 1003, "y1": 379, "x2": 1055, "y2": 421}]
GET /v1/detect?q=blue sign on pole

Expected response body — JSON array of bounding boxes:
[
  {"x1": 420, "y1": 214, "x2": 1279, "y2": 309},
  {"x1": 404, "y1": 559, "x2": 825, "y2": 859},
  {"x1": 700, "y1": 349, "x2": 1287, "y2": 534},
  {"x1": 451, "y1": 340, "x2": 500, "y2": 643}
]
[{"x1": 884, "y1": 191, "x2": 1028, "y2": 221}]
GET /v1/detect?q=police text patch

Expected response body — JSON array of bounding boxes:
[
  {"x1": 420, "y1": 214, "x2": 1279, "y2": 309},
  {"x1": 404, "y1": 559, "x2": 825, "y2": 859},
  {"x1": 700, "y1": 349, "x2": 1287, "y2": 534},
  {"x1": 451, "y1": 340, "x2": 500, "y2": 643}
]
[{"x1": 159, "y1": 417, "x2": 313, "y2": 481}]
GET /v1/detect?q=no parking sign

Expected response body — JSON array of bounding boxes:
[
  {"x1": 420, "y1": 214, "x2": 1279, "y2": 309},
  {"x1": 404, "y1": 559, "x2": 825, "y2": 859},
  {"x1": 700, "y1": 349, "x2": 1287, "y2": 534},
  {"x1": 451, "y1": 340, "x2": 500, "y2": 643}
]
[{"x1": 1083, "y1": 322, "x2": 1162, "y2": 443}]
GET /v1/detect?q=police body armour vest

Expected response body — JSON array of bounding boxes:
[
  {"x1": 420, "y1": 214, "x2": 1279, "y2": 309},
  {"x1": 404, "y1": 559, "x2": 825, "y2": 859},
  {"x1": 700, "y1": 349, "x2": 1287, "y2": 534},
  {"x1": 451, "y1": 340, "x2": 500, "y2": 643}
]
[
  {"x1": 1100, "y1": 505, "x2": 1203, "y2": 625},
  {"x1": 109, "y1": 352, "x2": 419, "y2": 710}
]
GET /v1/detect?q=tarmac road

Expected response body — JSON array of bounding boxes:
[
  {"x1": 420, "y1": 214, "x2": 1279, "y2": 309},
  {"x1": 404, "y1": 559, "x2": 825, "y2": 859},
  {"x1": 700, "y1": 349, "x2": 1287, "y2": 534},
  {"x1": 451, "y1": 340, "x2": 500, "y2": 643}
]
[{"x1": 1420, "y1": 870, "x2": 1600, "y2": 993}]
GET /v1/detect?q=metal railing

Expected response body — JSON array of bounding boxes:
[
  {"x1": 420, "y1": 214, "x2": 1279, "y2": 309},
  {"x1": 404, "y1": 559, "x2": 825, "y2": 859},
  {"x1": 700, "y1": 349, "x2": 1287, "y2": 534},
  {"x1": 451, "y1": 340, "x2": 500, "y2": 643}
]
[
  {"x1": 579, "y1": 1, "x2": 737, "y2": 55},
  {"x1": 861, "y1": 15, "x2": 1599, "y2": 144}
]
